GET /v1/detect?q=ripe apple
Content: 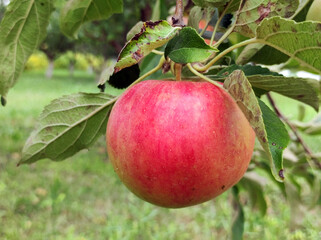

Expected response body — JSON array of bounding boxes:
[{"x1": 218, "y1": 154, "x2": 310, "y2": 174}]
[
  {"x1": 306, "y1": 0, "x2": 321, "y2": 22},
  {"x1": 106, "y1": 80, "x2": 255, "y2": 208}
]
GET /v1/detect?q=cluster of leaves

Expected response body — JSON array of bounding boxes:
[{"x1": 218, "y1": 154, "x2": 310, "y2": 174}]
[{"x1": 1, "y1": 0, "x2": 321, "y2": 238}]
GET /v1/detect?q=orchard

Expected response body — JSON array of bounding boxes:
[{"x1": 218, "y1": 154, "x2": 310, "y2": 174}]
[{"x1": 1, "y1": 0, "x2": 321, "y2": 239}]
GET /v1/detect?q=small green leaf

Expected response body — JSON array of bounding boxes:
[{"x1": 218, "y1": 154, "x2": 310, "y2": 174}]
[
  {"x1": 60, "y1": 0, "x2": 123, "y2": 39},
  {"x1": 231, "y1": 186, "x2": 244, "y2": 240},
  {"x1": 20, "y1": 93, "x2": 117, "y2": 165},
  {"x1": 165, "y1": 27, "x2": 218, "y2": 63},
  {"x1": 114, "y1": 20, "x2": 180, "y2": 73},
  {"x1": 224, "y1": 70, "x2": 289, "y2": 182},
  {"x1": 235, "y1": 0, "x2": 299, "y2": 37},
  {"x1": 192, "y1": 0, "x2": 229, "y2": 8},
  {"x1": 0, "y1": 0, "x2": 53, "y2": 103},
  {"x1": 256, "y1": 17, "x2": 321, "y2": 74},
  {"x1": 240, "y1": 175, "x2": 267, "y2": 216}
]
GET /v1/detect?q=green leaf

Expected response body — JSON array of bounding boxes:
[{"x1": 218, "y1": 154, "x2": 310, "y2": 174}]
[
  {"x1": 259, "y1": 99, "x2": 290, "y2": 180},
  {"x1": 216, "y1": 64, "x2": 281, "y2": 77},
  {"x1": 165, "y1": 27, "x2": 218, "y2": 64},
  {"x1": 151, "y1": 0, "x2": 168, "y2": 21},
  {"x1": 249, "y1": 76, "x2": 320, "y2": 111},
  {"x1": 240, "y1": 175, "x2": 267, "y2": 216},
  {"x1": 19, "y1": 93, "x2": 117, "y2": 165},
  {"x1": 231, "y1": 186, "x2": 244, "y2": 240},
  {"x1": 0, "y1": 0, "x2": 53, "y2": 103},
  {"x1": 256, "y1": 17, "x2": 321, "y2": 74},
  {"x1": 235, "y1": 0, "x2": 299, "y2": 37},
  {"x1": 114, "y1": 21, "x2": 180, "y2": 73},
  {"x1": 59, "y1": 0, "x2": 123, "y2": 39},
  {"x1": 223, "y1": 70, "x2": 289, "y2": 182},
  {"x1": 188, "y1": 6, "x2": 216, "y2": 31},
  {"x1": 235, "y1": 0, "x2": 311, "y2": 65},
  {"x1": 236, "y1": 43, "x2": 289, "y2": 65},
  {"x1": 192, "y1": 0, "x2": 229, "y2": 8},
  {"x1": 213, "y1": 65, "x2": 320, "y2": 110},
  {"x1": 293, "y1": 113, "x2": 321, "y2": 135}
]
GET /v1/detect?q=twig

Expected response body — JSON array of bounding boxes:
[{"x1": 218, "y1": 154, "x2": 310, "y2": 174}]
[
  {"x1": 267, "y1": 93, "x2": 321, "y2": 170},
  {"x1": 172, "y1": 0, "x2": 185, "y2": 27}
]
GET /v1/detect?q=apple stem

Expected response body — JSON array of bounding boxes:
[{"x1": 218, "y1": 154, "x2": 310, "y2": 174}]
[
  {"x1": 187, "y1": 63, "x2": 223, "y2": 89},
  {"x1": 172, "y1": 0, "x2": 185, "y2": 27},
  {"x1": 175, "y1": 63, "x2": 182, "y2": 81},
  {"x1": 193, "y1": 38, "x2": 259, "y2": 72},
  {"x1": 129, "y1": 56, "x2": 166, "y2": 86},
  {"x1": 267, "y1": 93, "x2": 321, "y2": 170}
]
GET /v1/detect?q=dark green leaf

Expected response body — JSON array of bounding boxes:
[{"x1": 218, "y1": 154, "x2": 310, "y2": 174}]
[
  {"x1": 240, "y1": 176, "x2": 267, "y2": 216},
  {"x1": 237, "y1": 44, "x2": 290, "y2": 65},
  {"x1": 165, "y1": 27, "x2": 218, "y2": 63},
  {"x1": 224, "y1": 70, "x2": 289, "y2": 181},
  {"x1": 59, "y1": 0, "x2": 123, "y2": 39},
  {"x1": 20, "y1": 93, "x2": 117, "y2": 165},
  {"x1": 259, "y1": 99, "x2": 290, "y2": 180},
  {"x1": 115, "y1": 20, "x2": 179, "y2": 73},
  {"x1": 192, "y1": 0, "x2": 229, "y2": 8},
  {"x1": 0, "y1": 0, "x2": 53, "y2": 103},
  {"x1": 231, "y1": 186, "x2": 244, "y2": 240}
]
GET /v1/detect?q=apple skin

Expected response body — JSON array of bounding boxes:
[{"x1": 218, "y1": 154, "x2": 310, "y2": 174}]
[
  {"x1": 106, "y1": 80, "x2": 255, "y2": 208},
  {"x1": 306, "y1": 0, "x2": 321, "y2": 22}
]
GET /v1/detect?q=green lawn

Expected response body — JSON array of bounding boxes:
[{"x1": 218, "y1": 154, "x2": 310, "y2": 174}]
[{"x1": 0, "y1": 70, "x2": 320, "y2": 240}]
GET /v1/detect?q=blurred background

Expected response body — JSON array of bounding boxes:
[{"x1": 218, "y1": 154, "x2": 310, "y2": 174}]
[{"x1": 0, "y1": 0, "x2": 321, "y2": 239}]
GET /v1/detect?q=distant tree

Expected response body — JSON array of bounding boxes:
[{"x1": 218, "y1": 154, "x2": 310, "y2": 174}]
[{"x1": 40, "y1": 10, "x2": 75, "y2": 78}]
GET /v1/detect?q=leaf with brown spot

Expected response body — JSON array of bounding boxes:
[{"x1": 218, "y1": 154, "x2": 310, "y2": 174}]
[
  {"x1": 234, "y1": 0, "x2": 299, "y2": 37},
  {"x1": 223, "y1": 70, "x2": 289, "y2": 182},
  {"x1": 114, "y1": 20, "x2": 180, "y2": 73},
  {"x1": 256, "y1": 17, "x2": 321, "y2": 74}
]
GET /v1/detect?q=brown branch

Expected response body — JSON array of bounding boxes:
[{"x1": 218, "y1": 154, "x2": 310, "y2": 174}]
[
  {"x1": 172, "y1": 0, "x2": 185, "y2": 27},
  {"x1": 266, "y1": 93, "x2": 321, "y2": 170}
]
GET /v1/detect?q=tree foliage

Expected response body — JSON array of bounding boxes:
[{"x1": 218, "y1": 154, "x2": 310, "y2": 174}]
[{"x1": 1, "y1": 0, "x2": 321, "y2": 238}]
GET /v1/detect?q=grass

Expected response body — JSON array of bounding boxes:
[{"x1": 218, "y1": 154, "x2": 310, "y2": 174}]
[{"x1": 0, "y1": 69, "x2": 321, "y2": 240}]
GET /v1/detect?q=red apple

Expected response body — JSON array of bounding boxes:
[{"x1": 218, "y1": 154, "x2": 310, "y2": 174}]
[{"x1": 106, "y1": 80, "x2": 255, "y2": 208}]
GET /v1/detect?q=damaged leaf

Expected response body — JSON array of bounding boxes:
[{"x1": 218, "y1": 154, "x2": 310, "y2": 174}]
[
  {"x1": 235, "y1": 0, "x2": 299, "y2": 37},
  {"x1": 256, "y1": 17, "x2": 321, "y2": 74},
  {"x1": 213, "y1": 65, "x2": 320, "y2": 110},
  {"x1": 114, "y1": 20, "x2": 180, "y2": 73},
  {"x1": 224, "y1": 70, "x2": 289, "y2": 182}
]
